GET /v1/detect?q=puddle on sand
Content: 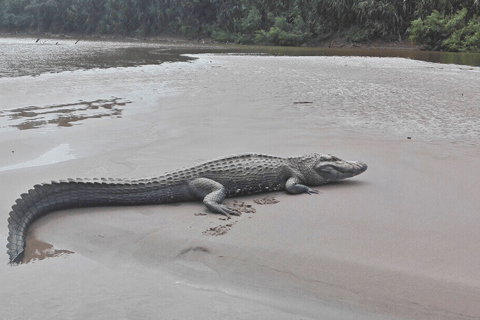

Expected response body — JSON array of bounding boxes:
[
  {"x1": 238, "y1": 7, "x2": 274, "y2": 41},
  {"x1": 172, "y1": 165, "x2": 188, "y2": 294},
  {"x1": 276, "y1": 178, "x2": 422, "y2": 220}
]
[
  {"x1": 0, "y1": 97, "x2": 131, "y2": 132},
  {"x1": 21, "y1": 232, "x2": 74, "y2": 264}
]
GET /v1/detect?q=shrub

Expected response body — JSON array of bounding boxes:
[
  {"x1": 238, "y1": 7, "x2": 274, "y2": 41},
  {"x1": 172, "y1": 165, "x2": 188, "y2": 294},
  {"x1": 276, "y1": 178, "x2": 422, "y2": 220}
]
[
  {"x1": 409, "y1": 8, "x2": 480, "y2": 52},
  {"x1": 443, "y1": 9, "x2": 480, "y2": 52},
  {"x1": 352, "y1": 0, "x2": 404, "y2": 41},
  {"x1": 344, "y1": 26, "x2": 372, "y2": 42},
  {"x1": 254, "y1": 16, "x2": 312, "y2": 46},
  {"x1": 211, "y1": 7, "x2": 262, "y2": 44}
]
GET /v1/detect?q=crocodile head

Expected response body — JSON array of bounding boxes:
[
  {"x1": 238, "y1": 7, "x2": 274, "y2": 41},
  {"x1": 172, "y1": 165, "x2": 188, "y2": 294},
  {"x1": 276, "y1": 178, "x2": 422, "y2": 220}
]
[{"x1": 312, "y1": 154, "x2": 367, "y2": 184}]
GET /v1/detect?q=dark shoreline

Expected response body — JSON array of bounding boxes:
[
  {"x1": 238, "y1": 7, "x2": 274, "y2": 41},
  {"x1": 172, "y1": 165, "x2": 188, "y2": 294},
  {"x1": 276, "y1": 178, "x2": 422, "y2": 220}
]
[
  {"x1": 2, "y1": 31, "x2": 480, "y2": 68},
  {"x1": 0, "y1": 29, "x2": 420, "y2": 49}
]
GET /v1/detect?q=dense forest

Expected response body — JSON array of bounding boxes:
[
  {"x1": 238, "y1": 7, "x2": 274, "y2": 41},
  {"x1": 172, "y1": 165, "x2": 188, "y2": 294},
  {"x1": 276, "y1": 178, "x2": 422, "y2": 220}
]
[{"x1": 1, "y1": 0, "x2": 479, "y2": 51}]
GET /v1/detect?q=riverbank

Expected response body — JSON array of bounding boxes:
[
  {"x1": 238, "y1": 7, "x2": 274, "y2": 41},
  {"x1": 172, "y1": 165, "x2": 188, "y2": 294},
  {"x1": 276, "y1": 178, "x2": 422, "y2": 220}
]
[
  {"x1": 0, "y1": 30, "x2": 419, "y2": 49},
  {"x1": 1, "y1": 40, "x2": 479, "y2": 319},
  {"x1": 2, "y1": 31, "x2": 480, "y2": 68}
]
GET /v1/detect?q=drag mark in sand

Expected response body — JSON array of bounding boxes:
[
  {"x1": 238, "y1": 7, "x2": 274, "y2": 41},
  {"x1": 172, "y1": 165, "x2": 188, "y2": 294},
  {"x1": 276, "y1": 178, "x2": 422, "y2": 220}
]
[
  {"x1": 254, "y1": 195, "x2": 280, "y2": 205},
  {"x1": 203, "y1": 224, "x2": 236, "y2": 236},
  {"x1": 200, "y1": 200, "x2": 256, "y2": 237},
  {"x1": 227, "y1": 200, "x2": 257, "y2": 214},
  {"x1": 0, "y1": 97, "x2": 131, "y2": 131}
]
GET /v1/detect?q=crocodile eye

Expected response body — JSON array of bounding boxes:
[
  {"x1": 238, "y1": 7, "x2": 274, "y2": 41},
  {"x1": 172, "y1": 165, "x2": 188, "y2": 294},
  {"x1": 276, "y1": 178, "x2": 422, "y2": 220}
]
[{"x1": 320, "y1": 155, "x2": 332, "y2": 161}]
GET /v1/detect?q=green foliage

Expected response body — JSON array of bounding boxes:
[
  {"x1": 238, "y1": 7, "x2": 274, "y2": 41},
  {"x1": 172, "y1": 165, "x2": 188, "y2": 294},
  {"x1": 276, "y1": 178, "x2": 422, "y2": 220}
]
[
  {"x1": 254, "y1": 16, "x2": 312, "y2": 46},
  {"x1": 0, "y1": 0, "x2": 32, "y2": 30},
  {"x1": 409, "y1": 10, "x2": 445, "y2": 50},
  {"x1": 414, "y1": 0, "x2": 480, "y2": 20},
  {"x1": 234, "y1": 7, "x2": 262, "y2": 34},
  {"x1": 409, "y1": 8, "x2": 480, "y2": 52},
  {"x1": 351, "y1": 0, "x2": 404, "y2": 40},
  {"x1": 344, "y1": 26, "x2": 372, "y2": 42},
  {"x1": 0, "y1": 0, "x2": 479, "y2": 49},
  {"x1": 211, "y1": 7, "x2": 262, "y2": 43}
]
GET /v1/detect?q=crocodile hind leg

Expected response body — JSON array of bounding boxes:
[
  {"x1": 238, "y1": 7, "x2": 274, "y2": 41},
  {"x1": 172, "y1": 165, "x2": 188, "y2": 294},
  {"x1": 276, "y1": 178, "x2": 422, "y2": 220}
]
[{"x1": 187, "y1": 178, "x2": 240, "y2": 218}]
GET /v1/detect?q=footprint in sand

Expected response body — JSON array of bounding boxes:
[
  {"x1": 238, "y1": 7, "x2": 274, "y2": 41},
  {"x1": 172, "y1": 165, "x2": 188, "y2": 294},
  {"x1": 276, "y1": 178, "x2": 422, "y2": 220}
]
[
  {"x1": 253, "y1": 195, "x2": 279, "y2": 205},
  {"x1": 200, "y1": 197, "x2": 279, "y2": 236}
]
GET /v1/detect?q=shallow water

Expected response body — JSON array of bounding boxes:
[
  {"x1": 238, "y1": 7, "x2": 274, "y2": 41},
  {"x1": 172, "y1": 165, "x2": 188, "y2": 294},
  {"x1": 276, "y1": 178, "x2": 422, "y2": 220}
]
[
  {"x1": 162, "y1": 53, "x2": 480, "y2": 149},
  {"x1": 233, "y1": 45, "x2": 480, "y2": 67},
  {"x1": 1, "y1": 37, "x2": 479, "y2": 149},
  {"x1": 2, "y1": 37, "x2": 480, "y2": 79},
  {"x1": 0, "y1": 37, "x2": 194, "y2": 78},
  {"x1": 0, "y1": 97, "x2": 130, "y2": 131}
]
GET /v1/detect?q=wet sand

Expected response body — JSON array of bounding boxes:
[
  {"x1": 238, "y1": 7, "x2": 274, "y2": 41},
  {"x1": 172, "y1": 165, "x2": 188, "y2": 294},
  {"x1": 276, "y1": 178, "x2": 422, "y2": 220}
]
[{"x1": 1, "y1": 53, "x2": 479, "y2": 319}]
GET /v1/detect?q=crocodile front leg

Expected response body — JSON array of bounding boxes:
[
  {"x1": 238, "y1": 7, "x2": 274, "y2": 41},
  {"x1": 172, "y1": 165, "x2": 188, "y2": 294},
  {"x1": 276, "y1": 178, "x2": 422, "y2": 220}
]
[
  {"x1": 285, "y1": 177, "x2": 319, "y2": 195},
  {"x1": 187, "y1": 178, "x2": 240, "y2": 218}
]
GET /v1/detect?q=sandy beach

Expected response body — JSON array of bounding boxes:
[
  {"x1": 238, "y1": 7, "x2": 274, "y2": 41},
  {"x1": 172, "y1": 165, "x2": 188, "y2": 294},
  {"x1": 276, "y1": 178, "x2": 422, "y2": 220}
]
[{"x1": 1, "y1": 47, "x2": 479, "y2": 319}]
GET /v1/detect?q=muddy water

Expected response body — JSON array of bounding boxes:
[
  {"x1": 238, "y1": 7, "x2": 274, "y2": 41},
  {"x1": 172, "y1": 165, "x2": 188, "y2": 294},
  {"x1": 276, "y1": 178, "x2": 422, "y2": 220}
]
[
  {"x1": 2, "y1": 37, "x2": 480, "y2": 79},
  {"x1": 1, "y1": 37, "x2": 479, "y2": 147},
  {"x1": 225, "y1": 45, "x2": 480, "y2": 67},
  {"x1": 207, "y1": 54, "x2": 480, "y2": 148},
  {"x1": 0, "y1": 97, "x2": 130, "y2": 131},
  {"x1": 0, "y1": 37, "x2": 195, "y2": 77}
]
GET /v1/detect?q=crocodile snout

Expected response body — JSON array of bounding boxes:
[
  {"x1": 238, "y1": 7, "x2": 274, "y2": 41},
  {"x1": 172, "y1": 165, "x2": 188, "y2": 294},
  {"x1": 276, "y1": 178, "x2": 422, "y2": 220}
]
[{"x1": 355, "y1": 161, "x2": 368, "y2": 173}]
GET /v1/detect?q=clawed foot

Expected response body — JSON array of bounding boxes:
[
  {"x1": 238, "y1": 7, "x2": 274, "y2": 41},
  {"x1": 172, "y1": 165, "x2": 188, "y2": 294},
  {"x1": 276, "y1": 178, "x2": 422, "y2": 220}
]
[
  {"x1": 217, "y1": 204, "x2": 241, "y2": 219},
  {"x1": 305, "y1": 187, "x2": 319, "y2": 195}
]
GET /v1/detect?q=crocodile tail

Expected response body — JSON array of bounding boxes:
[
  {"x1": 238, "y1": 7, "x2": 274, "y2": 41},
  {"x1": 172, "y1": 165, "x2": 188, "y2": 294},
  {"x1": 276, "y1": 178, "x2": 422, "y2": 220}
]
[
  {"x1": 7, "y1": 181, "x2": 61, "y2": 264},
  {"x1": 6, "y1": 178, "x2": 170, "y2": 264}
]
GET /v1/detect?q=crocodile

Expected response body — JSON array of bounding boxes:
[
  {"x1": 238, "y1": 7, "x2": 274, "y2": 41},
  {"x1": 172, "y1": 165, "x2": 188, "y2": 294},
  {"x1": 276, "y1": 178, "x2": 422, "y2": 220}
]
[{"x1": 6, "y1": 153, "x2": 367, "y2": 263}]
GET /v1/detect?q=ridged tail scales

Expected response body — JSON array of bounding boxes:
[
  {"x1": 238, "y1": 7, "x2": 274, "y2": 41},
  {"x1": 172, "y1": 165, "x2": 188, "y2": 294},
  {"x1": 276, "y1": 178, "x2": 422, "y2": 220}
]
[{"x1": 6, "y1": 177, "x2": 180, "y2": 264}]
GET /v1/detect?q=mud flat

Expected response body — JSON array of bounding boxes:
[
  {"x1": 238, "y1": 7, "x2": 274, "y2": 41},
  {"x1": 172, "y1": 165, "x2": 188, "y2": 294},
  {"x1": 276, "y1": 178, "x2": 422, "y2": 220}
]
[{"x1": 0, "y1": 51, "x2": 479, "y2": 319}]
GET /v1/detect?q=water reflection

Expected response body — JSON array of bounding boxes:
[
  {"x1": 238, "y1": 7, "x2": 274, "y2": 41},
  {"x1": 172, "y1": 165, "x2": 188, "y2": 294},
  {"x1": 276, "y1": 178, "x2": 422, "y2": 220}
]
[
  {"x1": 0, "y1": 97, "x2": 131, "y2": 131},
  {"x1": 412, "y1": 50, "x2": 480, "y2": 66},
  {"x1": 226, "y1": 45, "x2": 480, "y2": 67},
  {"x1": 1, "y1": 37, "x2": 479, "y2": 80},
  {"x1": 0, "y1": 37, "x2": 194, "y2": 78}
]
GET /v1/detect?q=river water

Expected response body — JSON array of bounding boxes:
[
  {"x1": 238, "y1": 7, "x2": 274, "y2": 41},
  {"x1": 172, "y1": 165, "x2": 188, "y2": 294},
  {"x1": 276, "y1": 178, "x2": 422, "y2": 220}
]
[
  {"x1": 0, "y1": 37, "x2": 195, "y2": 77},
  {"x1": 1, "y1": 36, "x2": 479, "y2": 149}
]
